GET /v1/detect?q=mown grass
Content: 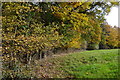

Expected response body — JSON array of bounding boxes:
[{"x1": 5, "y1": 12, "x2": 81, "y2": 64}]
[{"x1": 38, "y1": 49, "x2": 119, "y2": 78}]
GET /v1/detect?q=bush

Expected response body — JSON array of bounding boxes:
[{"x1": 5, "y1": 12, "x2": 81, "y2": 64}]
[{"x1": 87, "y1": 43, "x2": 99, "y2": 50}]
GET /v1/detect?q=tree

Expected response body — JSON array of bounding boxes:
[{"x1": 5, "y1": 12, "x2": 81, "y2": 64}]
[{"x1": 100, "y1": 23, "x2": 118, "y2": 49}]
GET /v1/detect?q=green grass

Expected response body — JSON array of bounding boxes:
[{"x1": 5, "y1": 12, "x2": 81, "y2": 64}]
[
  {"x1": 3, "y1": 49, "x2": 119, "y2": 78},
  {"x1": 38, "y1": 49, "x2": 119, "y2": 78}
]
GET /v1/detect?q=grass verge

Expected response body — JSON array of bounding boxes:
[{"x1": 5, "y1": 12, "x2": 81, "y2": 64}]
[{"x1": 35, "y1": 49, "x2": 119, "y2": 78}]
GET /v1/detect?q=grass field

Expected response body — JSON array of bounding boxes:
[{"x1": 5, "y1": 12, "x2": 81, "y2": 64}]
[
  {"x1": 2, "y1": 49, "x2": 119, "y2": 78},
  {"x1": 36, "y1": 49, "x2": 119, "y2": 78}
]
